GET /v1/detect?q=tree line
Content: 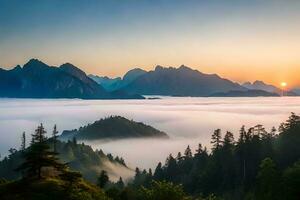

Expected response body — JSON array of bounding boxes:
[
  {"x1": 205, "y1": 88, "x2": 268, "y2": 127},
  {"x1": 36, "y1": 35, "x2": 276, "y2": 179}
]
[
  {"x1": 1, "y1": 113, "x2": 300, "y2": 200},
  {"x1": 126, "y1": 113, "x2": 300, "y2": 200}
]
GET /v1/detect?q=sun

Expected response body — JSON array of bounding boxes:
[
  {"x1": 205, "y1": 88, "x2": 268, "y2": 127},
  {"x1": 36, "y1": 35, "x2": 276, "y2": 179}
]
[{"x1": 280, "y1": 82, "x2": 287, "y2": 87}]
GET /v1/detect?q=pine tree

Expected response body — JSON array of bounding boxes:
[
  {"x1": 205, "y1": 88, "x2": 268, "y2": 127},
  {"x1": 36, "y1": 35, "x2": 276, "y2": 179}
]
[
  {"x1": 16, "y1": 124, "x2": 65, "y2": 179},
  {"x1": 31, "y1": 123, "x2": 47, "y2": 144},
  {"x1": 184, "y1": 145, "x2": 192, "y2": 159},
  {"x1": 211, "y1": 129, "x2": 222, "y2": 151},
  {"x1": 97, "y1": 170, "x2": 109, "y2": 188},
  {"x1": 116, "y1": 177, "x2": 124, "y2": 189},
  {"x1": 176, "y1": 152, "x2": 183, "y2": 162},
  {"x1": 238, "y1": 125, "x2": 247, "y2": 144},
  {"x1": 20, "y1": 132, "x2": 26, "y2": 151},
  {"x1": 148, "y1": 168, "x2": 153, "y2": 176},
  {"x1": 154, "y1": 162, "x2": 163, "y2": 180},
  {"x1": 223, "y1": 131, "x2": 235, "y2": 148},
  {"x1": 52, "y1": 124, "x2": 59, "y2": 153},
  {"x1": 195, "y1": 143, "x2": 203, "y2": 155},
  {"x1": 134, "y1": 167, "x2": 141, "y2": 181}
]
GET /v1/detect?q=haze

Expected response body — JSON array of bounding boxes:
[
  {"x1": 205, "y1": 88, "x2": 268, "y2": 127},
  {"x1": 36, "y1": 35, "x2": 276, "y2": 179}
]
[
  {"x1": 1, "y1": 97, "x2": 300, "y2": 169},
  {"x1": 0, "y1": 0, "x2": 300, "y2": 87}
]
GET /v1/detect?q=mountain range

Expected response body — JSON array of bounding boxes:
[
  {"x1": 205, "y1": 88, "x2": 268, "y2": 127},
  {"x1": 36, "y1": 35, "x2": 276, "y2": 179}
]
[
  {"x1": 292, "y1": 88, "x2": 300, "y2": 95},
  {"x1": 242, "y1": 80, "x2": 297, "y2": 96},
  {"x1": 89, "y1": 68, "x2": 147, "y2": 91},
  {"x1": 1, "y1": 59, "x2": 298, "y2": 98},
  {"x1": 91, "y1": 65, "x2": 294, "y2": 97},
  {"x1": 242, "y1": 80, "x2": 280, "y2": 93},
  {"x1": 0, "y1": 59, "x2": 143, "y2": 99}
]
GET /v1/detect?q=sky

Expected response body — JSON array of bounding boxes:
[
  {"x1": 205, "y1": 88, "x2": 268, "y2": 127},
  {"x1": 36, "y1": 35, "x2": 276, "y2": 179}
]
[{"x1": 0, "y1": 0, "x2": 300, "y2": 88}]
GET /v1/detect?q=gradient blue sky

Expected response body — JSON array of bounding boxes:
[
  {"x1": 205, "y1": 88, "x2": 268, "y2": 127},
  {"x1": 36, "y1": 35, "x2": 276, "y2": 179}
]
[{"x1": 0, "y1": 0, "x2": 300, "y2": 87}]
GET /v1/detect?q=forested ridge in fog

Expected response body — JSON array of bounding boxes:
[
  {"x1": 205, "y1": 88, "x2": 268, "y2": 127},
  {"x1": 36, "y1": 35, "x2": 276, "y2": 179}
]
[
  {"x1": 0, "y1": 113, "x2": 299, "y2": 199},
  {"x1": 60, "y1": 116, "x2": 168, "y2": 141}
]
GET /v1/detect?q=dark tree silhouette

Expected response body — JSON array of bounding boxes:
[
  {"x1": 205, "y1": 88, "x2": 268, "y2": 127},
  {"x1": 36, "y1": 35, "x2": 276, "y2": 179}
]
[
  {"x1": 16, "y1": 124, "x2": 64, "y2": 179},
  {"x1": 211, "y1": 129, "x2": 222, "y2": 151},
  {"x1": 52, "y1": 124, "x2": 59, "y2": 153},
  {"x1": 97, "y1": 170, "x2": 109, "y2": 188},
  {"x1": 20, "y1": 132, "x2": 26, "y2": 151}
]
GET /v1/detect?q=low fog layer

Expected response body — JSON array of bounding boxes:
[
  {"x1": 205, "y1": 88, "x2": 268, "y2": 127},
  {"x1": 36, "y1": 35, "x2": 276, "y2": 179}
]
[{"x1": 1, "y1": 97, "x2": 300, "y2": 169}]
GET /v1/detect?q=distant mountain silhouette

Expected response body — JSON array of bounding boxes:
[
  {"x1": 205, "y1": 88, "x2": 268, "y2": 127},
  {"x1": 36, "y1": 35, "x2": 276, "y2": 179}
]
[
  {"x1": 210, "y1": 89, "x2": 279, "y2": 97},
  {"x1": 243, "y1": 81, "x2": 298, "y2": 96},
  {"x1": 122, "y1": 68, "x2": 147, "y2": 85},
  {"x1": 89, "y1": 68, "x2": 147, "y2": 91},
  {"x1": 0, "y1": 59, "x2": 143, "y2": 99},
  {"x1": 88, "y1": 75, "x2": 122, "y2": 91},
  {"x1": 118, "y1": 65, "x2": 246, "y2": 96},
  {"x1": 292, "y1": 88, "x2": 300, "y2": 95},
  {"x1": 242, "y1": 81, "x2": 279, "y2": 93},
  {"x1": 60, "y1": 116, "x2": 168, "y2": 140}
]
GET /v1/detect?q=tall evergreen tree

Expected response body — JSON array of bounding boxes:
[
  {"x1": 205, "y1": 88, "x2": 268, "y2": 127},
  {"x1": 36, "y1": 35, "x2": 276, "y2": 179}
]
[
  {"x1": 20, "y1": 132, "x2": 26, "y2": 151},
  {"x1": 195, "y1": 143, "x2": 203, "y2": 156},
  {"x1": 176, "y1": 152, "x2": 183, "y2": 162},
  {"x1": 211, "y1": 129, "x2": 222, "y2": 151},
  {"x1": 238, "y1": 125, "x2": 247, "y2": 144},
  {"x1": 16, "y1": 124, "x2": 64, "y2": 179},
  {"x1": 223, "y1": 131, "x2": 235, "y2": 148},
  {"x1": 154, "y1": 162, "x2": 163, "y2": 180},
  {"x1": 52, "y1": 124, "x2": 59, "y2": 153},
  {"x1": 31, "y1": 123, "x2": 47, "y2": 144},
  {"x1": 97, "y1": 170, "x2": 109, "y2": 188},
  {"x1": 184, "y1": 145, "x2": 192, "y2": 159}
]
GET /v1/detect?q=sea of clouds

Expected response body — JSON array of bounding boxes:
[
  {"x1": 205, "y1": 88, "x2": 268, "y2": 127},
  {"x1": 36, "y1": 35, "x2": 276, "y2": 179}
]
[{"x1": 0, "y1": 97, "x2": 300, "y2": 170}]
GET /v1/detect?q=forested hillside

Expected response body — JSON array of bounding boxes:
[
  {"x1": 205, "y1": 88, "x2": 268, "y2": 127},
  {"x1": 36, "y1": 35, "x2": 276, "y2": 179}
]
[
  {"x1": 1, "y1": 114, "x2": 300, "y2": 200},
  {"x1": 127, "y1": 113, "x2": 300, "y2": 200},
  {"x1": 0, "y1": 132, "x2": 130, "y2": 183},
  {"x1": 60, "y1": 116, "x2": 168, "y2": 140}
]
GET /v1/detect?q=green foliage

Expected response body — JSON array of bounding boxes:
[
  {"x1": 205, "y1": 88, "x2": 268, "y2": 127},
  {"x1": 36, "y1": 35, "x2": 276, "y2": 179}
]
[
  {"x1": 282, "y1": 161, "x2": 300, "y2": 200},
  {"x1": 1, "y1": 113, "x2": 300, "y2": 200},
  {"x1": 138, "y1": 180, "x2": 191, "y2": 200},
  {"x1": 61, "y1": 116, "x2": 168, "y2": 140},
  {"x1": 0, "y1": 124, "x2": 111, "y2": 200},
  {"x1": 0, "y1": 139, "x2": 128, "y2": 183},
  {"x1": 211, "y1": 129, "x2": 222, "y2": 152},
  {"x1": 0, "y1": 178, "x2": 110, "y2": 200},
  {"x1": 255, "y1": 158, "x2": 282, "y2": 200},
  {"x1": 59, "y1": 170, "x2": 82, "y2": 189},
  {"x1": 16, "y1": 124, "x2": 65, "y2": 179},
  {"x1": 98, "y1": 170, "x2": 109, "y2": 188},
  {"x1": 132, "y1": 113, "x2": 300, "y2": 200}
]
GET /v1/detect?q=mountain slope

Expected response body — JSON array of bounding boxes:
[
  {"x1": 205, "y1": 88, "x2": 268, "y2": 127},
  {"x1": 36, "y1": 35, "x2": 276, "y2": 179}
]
[
  {"x1": 0, "y1": 139, "x2": 132, "y2": 183},
  {"x1": 89, "y1": 68, "x2": 147, "y2": 92},
  {"x1": 0, "y1": 59, "x2": 143, "y2": 99},
  {"x1": 88, "y1": 75, "x2": 123, "y2": 91},
  {"x1": 60, "y1": 116, "x2": 168, "y2": 140},
  {"x1": 0, "y1": 178, "x2": 109, "y2": 200},
  {"x1": 243, "y1": 81, "x2": 298, "y2": 96},
  {"x1": 242, "y1": 81, "x2": 280, "y2": 93},
  {"x1": 122, "y1": 68, "x2": 147, "y2": 86},
  {"x1": 120, "y1": 65, "x2": 246, "y2": 96}
]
